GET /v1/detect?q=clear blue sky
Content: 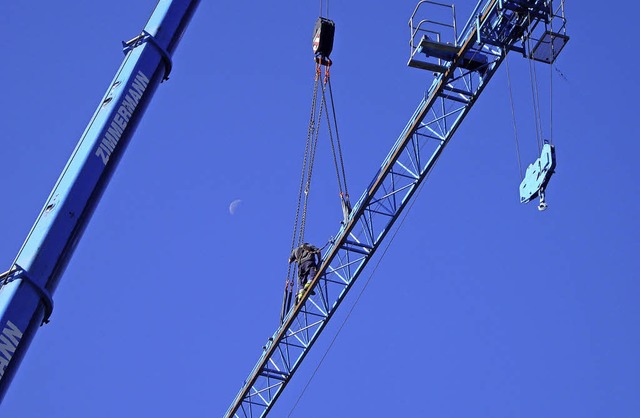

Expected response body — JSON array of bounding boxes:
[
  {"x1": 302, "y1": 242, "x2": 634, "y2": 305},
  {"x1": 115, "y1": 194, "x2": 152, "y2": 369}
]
[{"x1": 1, "y1": 1, "x2": 638, "y2": 417}]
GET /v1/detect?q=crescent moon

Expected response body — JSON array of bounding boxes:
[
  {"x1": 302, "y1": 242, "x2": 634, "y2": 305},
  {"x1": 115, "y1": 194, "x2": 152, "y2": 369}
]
[{"x1": 229, "y1": 199, "x2": 242, "y2": 215}]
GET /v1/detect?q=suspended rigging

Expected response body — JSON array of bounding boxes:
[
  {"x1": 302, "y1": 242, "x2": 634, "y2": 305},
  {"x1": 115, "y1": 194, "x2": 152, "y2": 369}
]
[
  {"x1": 511, "y1": 1, "x2": 568, "y2": 211},
  {"x1": 281, "y1": 15, "x2": 350, "y2": 322}
]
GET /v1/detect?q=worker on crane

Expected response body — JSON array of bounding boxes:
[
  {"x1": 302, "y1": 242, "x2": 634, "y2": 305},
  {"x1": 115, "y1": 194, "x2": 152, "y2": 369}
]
[{"x1": 288, "y1": 243, "x2": 321, "y2": 302}]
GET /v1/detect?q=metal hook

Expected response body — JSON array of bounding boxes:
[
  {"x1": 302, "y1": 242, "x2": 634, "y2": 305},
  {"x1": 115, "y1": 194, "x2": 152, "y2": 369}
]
[{"x1": 537, "y1": 190, "x2": 548, "y2": 211}]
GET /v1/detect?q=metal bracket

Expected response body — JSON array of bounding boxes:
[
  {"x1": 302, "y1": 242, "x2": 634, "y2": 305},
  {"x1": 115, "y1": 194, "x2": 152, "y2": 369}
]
[
  {"x1": 122, "y1": 30, "x2": 173, "y2": 81},
  {"x1": 0, "y1": 267, "x2": 54, "y2": 326}
]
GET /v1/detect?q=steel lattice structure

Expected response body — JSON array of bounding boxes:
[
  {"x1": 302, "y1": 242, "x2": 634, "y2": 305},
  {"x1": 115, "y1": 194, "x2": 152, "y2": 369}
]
[{"x1": 225, "y1": 0, "x2": 568, "y2": 416}]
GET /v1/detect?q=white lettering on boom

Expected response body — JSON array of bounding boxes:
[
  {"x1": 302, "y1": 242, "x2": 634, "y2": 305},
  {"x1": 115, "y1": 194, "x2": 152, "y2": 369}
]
[
  {"x1": 95, "y1": 71, "x2": 150, "y2": 165},
  {"x1": 0, "y1": 321, "x2": 24, "y2": 380}
]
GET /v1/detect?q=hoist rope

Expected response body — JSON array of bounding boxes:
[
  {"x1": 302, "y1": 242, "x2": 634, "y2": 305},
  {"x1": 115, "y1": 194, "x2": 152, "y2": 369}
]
[
  {"x1": 548, "y1": 6, "x2": 554, "y2": 146},
  {"x1": 287, "y1": 71, "x2": 321, "y2": 282},
  {"x1": 505, "y1": 9, "x2": 559, "y2": 186},
  {"x1": 284, "y1": 41, "x2": 349, "y2": 318},
  {"x1": 319, "y1": 0, "x2": 329, "y2": 17},
  {"x1": 291, "y1": 63, "x2": 350, "y2": 255},
  {"x1": 525, "y1": 12, "x2": 543, "y2": 152},
  {"x1": 299, "y1": 68, "x2": 325, "y2": 243},
  {"x1": 529, "y1": 59, "x2": 543, "y2": 149},
  {"x1": 321, "y1": 75, "x2": 349, "y2": 201},
  {"x1": 321, "y1": 85, "x2": 343, "y2": 197},
  {"x1": 327, "y1": 78, "x2": 349, "y2": 197},
  {"x1": 505, "y1": 56, "x2": 524, "y2": 180},
  {"x1": 282, "y1": 68, "x2": 324, "y2": 322},
  {"x1": 549, "y1": 53, "x2": 553, "y2": 145}
]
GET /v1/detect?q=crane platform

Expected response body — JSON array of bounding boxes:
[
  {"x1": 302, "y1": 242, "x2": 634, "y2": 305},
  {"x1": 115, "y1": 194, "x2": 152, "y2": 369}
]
[{"x1": 408, "y1": 35, "x2": 488, "y2": 73}]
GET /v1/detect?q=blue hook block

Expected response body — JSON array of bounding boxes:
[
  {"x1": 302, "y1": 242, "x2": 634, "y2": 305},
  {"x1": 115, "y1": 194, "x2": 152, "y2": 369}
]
[{"x1": 519, "y1": 142, "x2": 556, "y2": 204}]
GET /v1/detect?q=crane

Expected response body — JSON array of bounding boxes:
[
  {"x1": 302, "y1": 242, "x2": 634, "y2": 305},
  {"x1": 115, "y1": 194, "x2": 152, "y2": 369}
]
[
  {"x1": 225, "y1": 0, "x2": 569, "y2": 416},
  {"x1": 0, "y1": 0, "x2": 200, "y2": 402}
]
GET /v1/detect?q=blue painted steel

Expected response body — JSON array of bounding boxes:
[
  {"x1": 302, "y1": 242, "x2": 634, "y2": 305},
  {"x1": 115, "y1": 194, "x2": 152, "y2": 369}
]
[
  {"x1": 0, "y1": 0, "x2": 199, "y2": 401},
  {"x1": 519, "y1": 142, "x2": 556, "y2": 203},
  {"x1": 225, "y1": 1, "x2": 566, "y2": 417}
]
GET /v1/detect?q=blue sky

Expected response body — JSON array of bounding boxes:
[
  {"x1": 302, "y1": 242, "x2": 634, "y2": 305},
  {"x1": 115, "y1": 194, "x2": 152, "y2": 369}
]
[{"x1": 1, "y1": 1, "x2": 638, "y2": 417}]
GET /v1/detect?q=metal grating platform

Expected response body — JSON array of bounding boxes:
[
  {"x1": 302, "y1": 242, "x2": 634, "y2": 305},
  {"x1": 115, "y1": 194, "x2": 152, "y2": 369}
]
[{"x1": 530, "y1": 31, "x2": 570, "y2": 63}]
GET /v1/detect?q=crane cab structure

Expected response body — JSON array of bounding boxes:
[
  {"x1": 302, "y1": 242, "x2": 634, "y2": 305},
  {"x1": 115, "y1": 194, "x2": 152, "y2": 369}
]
[
  {"x1": 408, "y1": 0, "x2": 567, "y2": 210},
  {"x1": 408, "y1": 0, "x2": 569, "y2": 72}
]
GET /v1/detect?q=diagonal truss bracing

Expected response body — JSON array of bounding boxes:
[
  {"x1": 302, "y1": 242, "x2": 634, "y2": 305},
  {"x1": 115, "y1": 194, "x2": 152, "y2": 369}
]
[{"x1": 225, "y1": 1, "x2": 560, "y2": 416}]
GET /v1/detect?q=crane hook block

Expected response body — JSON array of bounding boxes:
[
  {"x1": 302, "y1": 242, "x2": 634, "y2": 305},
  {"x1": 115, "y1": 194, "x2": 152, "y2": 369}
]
[
  {"x1": 519, "y1": 142, "x2": 556, "y2": 204},
  {"x1": 312, "y1": 17, "x2": 335, "y2": 62}
]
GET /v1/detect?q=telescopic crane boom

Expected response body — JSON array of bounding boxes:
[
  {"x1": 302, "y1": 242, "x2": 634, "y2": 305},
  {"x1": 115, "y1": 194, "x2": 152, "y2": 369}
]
[
  {"x1": 225, "y1": 1, "x2": 568, "y2": 416},
  {"x1": 0, "y1": 0, "x2": 200, "y2": 402}
]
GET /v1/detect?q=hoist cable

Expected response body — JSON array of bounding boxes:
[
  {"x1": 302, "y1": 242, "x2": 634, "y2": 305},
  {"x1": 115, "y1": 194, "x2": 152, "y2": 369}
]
[
  {"x1": 288, "y1": 72, "x2": 321, "y2": 281},
  {"x1": 320, "y1": 83, "x2": 344, "y2": 197},
  {"x1": 525, "y1": 12, "x2": 543, "y2": 152},
  {"x1": 320, "y1": 71, "x2": 350, "y2": 203},
  {"x1": 549, "y1": 52, "x2": 553, "y2": 145},
  {"x1": 319, "y1": 0, "x2": 329, "y2": 17},
  {"x1": 282, "y1": 68, "x2": 323, "y2": 321},
  {"x1": 505, "y1": 57, "x2": 524, "y2": 180},
  {"x1": 327, "y1": 77, "x2": 349, "y2": 196},
  {"x1": 299, "y1": 69, "x2": 324, "y2": 245},
  {"x1": 320, "y1": 0, "x2": 329, "y2": 17},
  {"x1": 548, "y1": 4, "x2": 554, "y2": 146},
  {"x1": 530, "y1": 58, "x2": 543, "y2": 149},
  {"x1": 295, "y1": 75, "x2": 319, "y2": 246}
]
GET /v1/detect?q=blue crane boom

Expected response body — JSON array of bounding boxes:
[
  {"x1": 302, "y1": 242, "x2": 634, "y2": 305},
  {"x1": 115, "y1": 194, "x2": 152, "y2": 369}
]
[
  {"x1": 0, "y1": 0, "x2": 199, "y2": 402},
  {"x1": 225, "y1": 0, "x2": 568, "y2": 416}
]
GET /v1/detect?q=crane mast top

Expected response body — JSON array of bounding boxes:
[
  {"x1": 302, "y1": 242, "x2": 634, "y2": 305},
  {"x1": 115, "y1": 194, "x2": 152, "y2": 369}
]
[{"x1": 225, "y1": 0, "x2": 568, "y2": 417}]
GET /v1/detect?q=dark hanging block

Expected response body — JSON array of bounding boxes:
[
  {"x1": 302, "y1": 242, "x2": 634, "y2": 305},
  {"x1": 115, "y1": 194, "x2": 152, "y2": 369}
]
[{"x1": 312, "y1": 17, "x2": 335, "y2": 59}]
